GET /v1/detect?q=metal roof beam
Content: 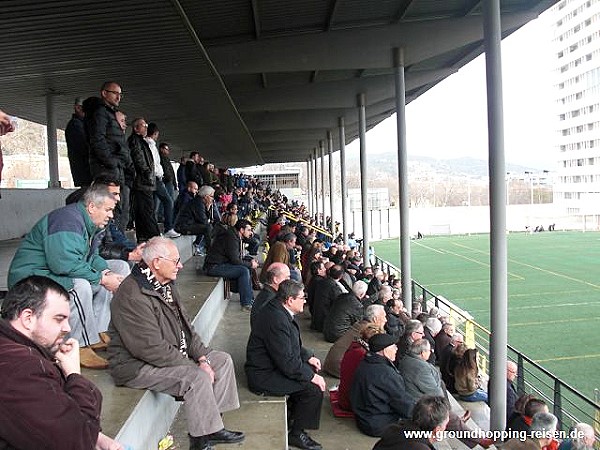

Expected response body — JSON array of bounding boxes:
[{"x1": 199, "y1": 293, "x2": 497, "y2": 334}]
[
  {"x1": 326, "y1": 0, "x2": 341, "y2": 31},
  {"x1": 208, "y1": 13, "x2": 535, "y2": 74},
  {"x1": 392, "y1": 0, "x2": 415, "y2": 23},
  {"x1": 235, "y1": 68, "x2": 456, "y2": 111}
]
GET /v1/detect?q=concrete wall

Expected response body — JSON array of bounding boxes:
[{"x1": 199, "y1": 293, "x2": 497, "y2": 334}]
[
  {"x1": 345, "y1": 203, "x2": 584, "y2": 241},
  {"x1": 0, "y1": 188, "x2": 75, "y2": 240}
]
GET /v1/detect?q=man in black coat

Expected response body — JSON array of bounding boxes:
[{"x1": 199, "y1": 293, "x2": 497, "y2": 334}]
[
  {"x1": 350, "y1": 333, "x2": 415, "y2": 437},
  {"x1": 306, "y1": 260, "x2": 326, "y2": 314},
  {"x1": 245, "y1": 280, "x2": 325, "y2": 450},
  {"x1": 174, "y1": 184, "x2": 216, "y2": 249},
  {"x1": 506, "y1": 361, "x2": 519, "y2": 423},
  {"x1": 85, "y1": 82, "x2": 130, "y2": 186},
  {"x1": 310, "y1": 264, "x2": 345, "y2": 332},
  {"x1": 65, "y1": 97, "x2": 92, "y2": 187},
  {"x1": 322, "y1": 280, "x2": 366, "y2": 343},
  {"x1": 203, "y1": 219, "x2": 258, "y2": 310},
  {"x1": 128, "y1": 117, "x2": 159, "y2": 242},
  {"x1": 185, "y1": 152, "x2": 205, "y2": 186}
]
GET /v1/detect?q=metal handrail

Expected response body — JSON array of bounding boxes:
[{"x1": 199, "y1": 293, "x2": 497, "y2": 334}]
[
  {"x1": 267, "y1": 205, "x2": 333, "y2": 239},
  {"x1": 372, "y1": 254, "x2": 600, "y2": 438}
]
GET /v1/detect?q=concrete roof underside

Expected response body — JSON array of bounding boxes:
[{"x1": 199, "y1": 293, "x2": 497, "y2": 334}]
[{"x1": 0, "y1": 0, "x2": 557, "y2": 167}]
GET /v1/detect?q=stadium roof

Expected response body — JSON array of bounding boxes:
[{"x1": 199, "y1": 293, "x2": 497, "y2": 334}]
[{"x1": 0, "y1": 0, "x2": 557, "y2": 167}]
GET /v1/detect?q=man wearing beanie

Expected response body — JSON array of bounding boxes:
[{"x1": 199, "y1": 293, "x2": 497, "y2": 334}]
[{"x1": 350, "y1": 333, "x2": 415, "y2": 437}]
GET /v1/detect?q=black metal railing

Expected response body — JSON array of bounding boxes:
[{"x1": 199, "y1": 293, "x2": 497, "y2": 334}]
[{"x1": 372, "y1": 254, "x2": 600, "y2": 439}]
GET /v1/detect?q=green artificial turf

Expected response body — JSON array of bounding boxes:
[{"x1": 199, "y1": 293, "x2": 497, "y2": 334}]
[{"x1": 373, "y1": 231, "x2": 600, "y2": 400}]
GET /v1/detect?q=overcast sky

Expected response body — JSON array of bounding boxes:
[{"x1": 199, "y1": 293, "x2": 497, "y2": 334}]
[{"x1": 346, "y1": 13, "x2": 557, "y2": 171}]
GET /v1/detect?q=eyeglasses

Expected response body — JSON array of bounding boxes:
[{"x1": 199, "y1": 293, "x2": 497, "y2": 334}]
[
  {"x1": 159, "y1": 256, "x2": 181, "y2": 265},
  {"x1": 415, "y1": 331, "x2": 425, "y2": 335},
  {"x1": 104, "y1": 90, "x2": 123, "y2": 97}
]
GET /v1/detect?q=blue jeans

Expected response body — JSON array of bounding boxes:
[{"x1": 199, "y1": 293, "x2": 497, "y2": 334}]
[
  {"x1": 207, "y1": 263, "x2": 253, "y2": 307},
  {"x1": 459, "y1": 388, "x2": 488, "y2": 403},
  {"x1": 154, "y1": 178, "x2": 175, "y2": 230}
]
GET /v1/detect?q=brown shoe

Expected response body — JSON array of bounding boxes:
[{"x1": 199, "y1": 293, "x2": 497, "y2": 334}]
[
  {"x1": 89, "y1": 341, "x2": 108, "y2": 351},
  {"x1": 98, "y1": 332, "x2": 111, "y2": 345},
  {"x1": 80, "y1": 347, "x2": 109, "y2": 370}
]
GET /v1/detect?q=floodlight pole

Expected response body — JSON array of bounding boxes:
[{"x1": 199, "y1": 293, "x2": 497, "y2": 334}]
[
  {"x1": 394, "y1": 47, "x2": 412, "y2": 313},
  {"x1": 483, "y1": 0, "x2": 508, "y2": 432},
  {"x1": 339, "y1": 117, "x2": 348, "y2": 244}
]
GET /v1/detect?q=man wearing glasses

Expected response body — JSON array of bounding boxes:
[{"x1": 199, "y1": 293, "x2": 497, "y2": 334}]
[
  {"x1": 395, "y1": 319, "x2": 426, "y2": 365},
  {"x1": 204, "y1": 219, "x2": 258, "y2": 311},
  {"x1": 86, "y1": 81, "x2": 131, "y2": 207},
  {"x1": 246, "y1": 280, "x2": 325, "y2": 450},
  {"x1": 108, "y1": 237, "x2": 243, "y2": 450}
]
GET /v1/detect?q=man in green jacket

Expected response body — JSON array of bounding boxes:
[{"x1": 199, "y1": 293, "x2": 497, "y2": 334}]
[{"x1": 8, "y1": 183, "x2": 130, "y2": 369}]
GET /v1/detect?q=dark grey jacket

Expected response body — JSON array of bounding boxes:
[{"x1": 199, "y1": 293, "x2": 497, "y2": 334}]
[
  {"x1": 322, "y1": 292, "x2": 363, "y2": 343},
  {"x1": 127, "y1": 133, "x2": 155, "y2": 192}
]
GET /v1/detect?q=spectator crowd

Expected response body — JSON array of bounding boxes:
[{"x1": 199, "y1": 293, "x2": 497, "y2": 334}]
[{"x1": 0, "y1": 94, "x2": 596, "y2": 450}]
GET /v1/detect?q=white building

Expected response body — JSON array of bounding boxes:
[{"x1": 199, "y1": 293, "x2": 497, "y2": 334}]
[{"x1": 550, "y1": 0, "x2": 600, "y2": 221}]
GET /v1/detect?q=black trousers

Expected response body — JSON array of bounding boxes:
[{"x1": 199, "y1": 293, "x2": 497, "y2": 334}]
[
  {"x1": 133, "y1": 189, "x2": 160, "y2": 242},
  {"x1": 288, "y1": 382, "x2": 323, "y2": 432}
]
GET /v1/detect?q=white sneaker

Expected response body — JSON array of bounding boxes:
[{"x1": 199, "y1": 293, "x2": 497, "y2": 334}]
[{"x1": 164, "y1": 229, "x2": 181, "y2": 238}]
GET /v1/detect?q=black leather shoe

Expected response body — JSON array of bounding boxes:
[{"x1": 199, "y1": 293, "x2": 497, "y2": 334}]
[
  {"x1": 288, "y1": 431, "x2": 322, "y2": 450},
  {"x1": 205, "y1": 428, "x2": 245, "y2": 444},
  {"x1": 188, "y1": 434, "x2": 214, "y2": 450}
]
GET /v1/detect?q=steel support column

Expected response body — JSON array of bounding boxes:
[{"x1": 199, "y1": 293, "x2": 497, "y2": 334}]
[
  {"x1": 327, "y1": 131, "x2": 335, "y2": 237},
  {"x1": 46, "y1": 93, "x2": 60, "y2": 188},
  {"x1": 306, "y1": 158, "x2": 312, "y2": 214},
  {"x1": 338, "y1": 117, "x2": 348, "y2": 244},
  {"x1": 357, "y1": 93, "x2": 369, "y2": 264},
  {"x1": 394, "y1": 48, "x2": 412, "y2": 313},
  {"x1": 313, "y1": 147, "x2": 319, "y2": 222},
  {"x1": 320, "y1": 140, "x2": 326, "y2": 228},
  {"x1": 483, "y1": 0, "x2": 508, "y2": 432}
]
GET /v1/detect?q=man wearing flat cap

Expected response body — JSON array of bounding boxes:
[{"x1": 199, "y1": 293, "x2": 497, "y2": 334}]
[{"x1": 350, "y1": 333, "x2": 416, "y2": 437}]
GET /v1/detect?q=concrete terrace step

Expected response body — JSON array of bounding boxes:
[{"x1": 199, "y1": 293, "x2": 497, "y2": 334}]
[{"x1": 169, "y1": 297, "x2": 289, "y2": 450}]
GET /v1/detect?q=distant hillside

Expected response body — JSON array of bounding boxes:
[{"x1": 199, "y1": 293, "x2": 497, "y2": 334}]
[{"x1": 347, "y1": 152, "x2": 537, "y2": 178}]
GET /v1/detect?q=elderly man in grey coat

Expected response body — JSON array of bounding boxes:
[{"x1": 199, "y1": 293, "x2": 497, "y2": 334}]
[
  {"x1": 397, "y1": 339, "x2": 444, "y2": 399},
  {"x1": 108, "y1": 237, "x2": 243, "y2": 450},
  {"x1": 397, "y1": 339, "x2": 493, "y2": 449}
]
